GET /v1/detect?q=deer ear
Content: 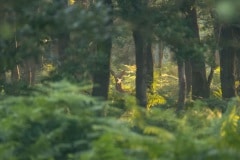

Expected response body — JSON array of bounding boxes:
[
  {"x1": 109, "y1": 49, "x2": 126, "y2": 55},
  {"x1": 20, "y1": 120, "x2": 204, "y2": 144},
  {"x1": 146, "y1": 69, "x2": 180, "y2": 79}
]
[
  {"x1": 110, "y1": 69, "x2": 116, "y2": 77},
  {"x1": 119, "y1": 70, "x2": 125, "y2": 78}
]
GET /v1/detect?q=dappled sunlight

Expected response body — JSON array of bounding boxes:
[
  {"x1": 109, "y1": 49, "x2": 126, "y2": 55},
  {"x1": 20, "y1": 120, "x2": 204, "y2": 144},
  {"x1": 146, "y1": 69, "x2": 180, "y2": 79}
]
[
  {"x1": 69, "y1": 0, "x2": 75, "y2": 5},
  {"x1": 221, "y1": 106, "x2": 239, "y2": 139},
  {"x1": 109, "y1": 64, "x2": 179, "y2": 109},
  {"x1": 147, "y1": 93, "x2": 167, "y2": 109}
]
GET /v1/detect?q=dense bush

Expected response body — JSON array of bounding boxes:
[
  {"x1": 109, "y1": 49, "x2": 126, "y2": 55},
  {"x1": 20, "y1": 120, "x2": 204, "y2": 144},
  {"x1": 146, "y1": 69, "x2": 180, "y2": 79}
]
[
  {"x1": 0, "y1": 81, "x2": 110, "y2": 160},
  {"x1": 0, "y1": 81, "x2": 239, "y2": 160}
]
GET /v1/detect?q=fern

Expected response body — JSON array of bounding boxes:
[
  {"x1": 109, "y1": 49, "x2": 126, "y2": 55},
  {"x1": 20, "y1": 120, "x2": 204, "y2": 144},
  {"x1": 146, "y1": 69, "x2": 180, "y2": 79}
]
[
  {"x1": 220, "y1": 105, "x2": 240, "y2": 149},
  {"x1": 0, "y1": 81, "x2": 240, "y2": 160}
]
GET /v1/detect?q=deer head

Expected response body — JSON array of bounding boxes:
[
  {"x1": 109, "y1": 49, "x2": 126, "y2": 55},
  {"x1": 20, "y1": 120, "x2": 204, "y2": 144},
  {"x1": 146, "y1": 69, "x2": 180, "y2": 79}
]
[{"x1": 110, "y1": 69, "x2": 125, "y2": 92}]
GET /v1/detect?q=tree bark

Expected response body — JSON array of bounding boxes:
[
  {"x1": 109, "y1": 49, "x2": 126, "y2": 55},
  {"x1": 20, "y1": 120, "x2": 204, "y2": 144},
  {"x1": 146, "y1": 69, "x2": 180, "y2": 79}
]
[
  {"x1": 191, "y1": 58, "x2": 209, "y2": 99},
  {"x1": 220, "y1": 48, "x2": 236, "y2": 98},
  {"x1": 235, "y1": 51, "x2": 240, "y2": 81},
  {"x1": 22, "y1": 58, "x2": 37, "y2": 86},
  {"x1": 91, "y1": 41, "x2": 112, "y2": 99},
  {"x1": 219, "y1": 26, "x2": 237, "y2": 99},
  {"x1": 236, "y1": 52, "x2": 240, "y2": 95},
  {"x1": 11, "y1": 65, "x2": 20, "y2": 83},
  {"x1": 177, "y1": 59, "x2": 186, "y2": 111},
  {"x1": 158, "y1": 41, "x2": 164, "y2": 68},
  {"x1": 207, "y1": 67, "x2": 214, "y2": 88},
  {"x1": 185, "y1": 59, "x2": 192, "y2": 96},
  {"x1": 146, "y1": 41, "x2": 154, "y2": 92},
  {"x1": 91, "y1": 0, "x2": 113, "y2": 99},
  {"x1": 0, "y1": 72, "x2": 6, "y2": 91},
  {"x1": 133, "y1": 29, "x2": 147, "y2": 107},
  {"x1": 154, "y1": 41, "x2": 164, "y2": 68}
]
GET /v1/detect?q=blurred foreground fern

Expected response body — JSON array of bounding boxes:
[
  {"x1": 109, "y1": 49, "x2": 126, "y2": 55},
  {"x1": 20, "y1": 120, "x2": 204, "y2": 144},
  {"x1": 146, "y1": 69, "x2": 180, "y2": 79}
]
[{"x1": 0, "y1": 81, "x2": 239, "y2": 160}]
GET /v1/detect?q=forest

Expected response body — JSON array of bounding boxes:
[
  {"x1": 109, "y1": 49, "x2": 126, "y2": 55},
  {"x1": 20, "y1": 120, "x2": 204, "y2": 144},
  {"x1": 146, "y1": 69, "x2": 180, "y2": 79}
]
[{"x1": 0, "y1": 0, "x2": 240, "y2": 159}]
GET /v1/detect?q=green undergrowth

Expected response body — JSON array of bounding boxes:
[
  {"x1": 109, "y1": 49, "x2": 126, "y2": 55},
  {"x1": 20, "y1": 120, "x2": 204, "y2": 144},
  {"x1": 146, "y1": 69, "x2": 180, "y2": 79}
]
[
  {"x1": 109, "y1": 64, "x2": 223, "y2": 110},
  {"x1": 108, "y1": 64, "x2": 178, "y2": 110},
  {"x1": 0, "y1": 81, "x2": 239, "y2": 160}
]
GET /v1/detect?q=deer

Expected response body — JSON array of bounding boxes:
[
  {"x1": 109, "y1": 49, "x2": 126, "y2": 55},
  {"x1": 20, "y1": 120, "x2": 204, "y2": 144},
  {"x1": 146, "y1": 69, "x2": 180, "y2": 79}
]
[{"x1": 110, "y1": 69, "x2": 125, "y2": 93}]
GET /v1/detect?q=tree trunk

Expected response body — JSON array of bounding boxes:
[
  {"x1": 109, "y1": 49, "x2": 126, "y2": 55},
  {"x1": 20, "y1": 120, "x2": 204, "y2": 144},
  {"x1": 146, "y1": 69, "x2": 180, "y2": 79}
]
[
  {"x1": 58, "y1": 33, "x2": 70, "y2": 64},
  {"x1": 146, "y1": 41, "x2": 154, "y2": 92},
  {"x1": 22, "y1": 58, "x2": 37, "y2": 86},
  {"x1": 236, "y1": 53, "x2": 240, "y2": 82},
  {"x1": 184, "y1": 1, "x2": 209, "y2": 99},
  {"x1": 158, "y1": 41, "x2": 164, "y2": 68},
  {"x1": 91, "y1": 41, "x2": 112, "y2": 99},
  {"x1": 219, "y1": 26, "x2": 236, "y2": 99},
  {"x1": 154, "y1": 41, "x2": 164, "y2": 68},
  {"x1": 220, "y1": 47, "x2": 236, "y2": 98},
  {"x1": 91, "y1": 0, "x2": 113, "y2": 99},
  {"x1": 0, "y1": 72, "x2": 6, "y2": 92},
  {"x1": 191, "y1": 58, "x2": 209, "y2": 99},
  {"x1": 207, "y1": 67, "x2": 214, "y2": 88},
  {"x1": 185, "y1": 59, "x2": 192, "y2": 97},
  {"x1": 0, "y1": 72, "x2": 6, "y2": 82},
  {"x1": 11, "y1": 65, "x2": 20, "y2": 83},
  {"x1": 236, "y1": 52, "x2": 240, "y2": 95},
  {"x1": 133, "y1": 29, "x2": 147, "y2": 107},
  {"x1": 177, "y1": 59, "x2": 186, "y2": 111}
]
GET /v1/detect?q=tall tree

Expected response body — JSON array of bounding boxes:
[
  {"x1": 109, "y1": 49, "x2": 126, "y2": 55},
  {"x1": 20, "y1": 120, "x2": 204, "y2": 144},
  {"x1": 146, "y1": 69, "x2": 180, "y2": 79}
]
[
  {"x1": 177, "y1": 58, "x2": 186, "y2": 111},
  {"x1": 132, "y1": 0, "x2": 153, "y2": 107},
  {"x1": 181, "y1": 0, "x2": 209, "y2": 99},
  {"x1": 0, "y1": 3, "x2": 20, "y2": 85},
  {"x1": 91, "y1": 0, "x2": 113, "y2": 99},
  {"x1": 219, "y1": 25, "x2": 236, "y2": 98},
  {"x1": 117, "y1": 0, "x2": 153, "y2": 107},
  {"x1": 215, "y1": 1, "x2": 240, "y2": 99},
  {"x1": 133, "y1": 28, "x2": 148, "y2": 107}
]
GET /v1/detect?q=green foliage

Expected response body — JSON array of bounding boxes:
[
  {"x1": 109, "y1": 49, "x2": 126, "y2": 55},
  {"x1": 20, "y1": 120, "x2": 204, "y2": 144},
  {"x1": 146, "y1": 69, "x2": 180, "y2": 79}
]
[
  {"x1": 0, "y1": 81, "x2": 108, "y2": 160},
  {"x1": 211, "y1": 67, "x2": 222, "y2": 99},
  {"x1": 0, "y1": 0, "x2": 113, "y2": 91},
  {"x1": 0, "y1": 0, "x2": 240, "y2": 159},
  {"x1": 0, "y1": 81, "x2": 239, "y2": 160},
  {"x1": 220, "y1": 100, "x2": 240, "y2": 149}
]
